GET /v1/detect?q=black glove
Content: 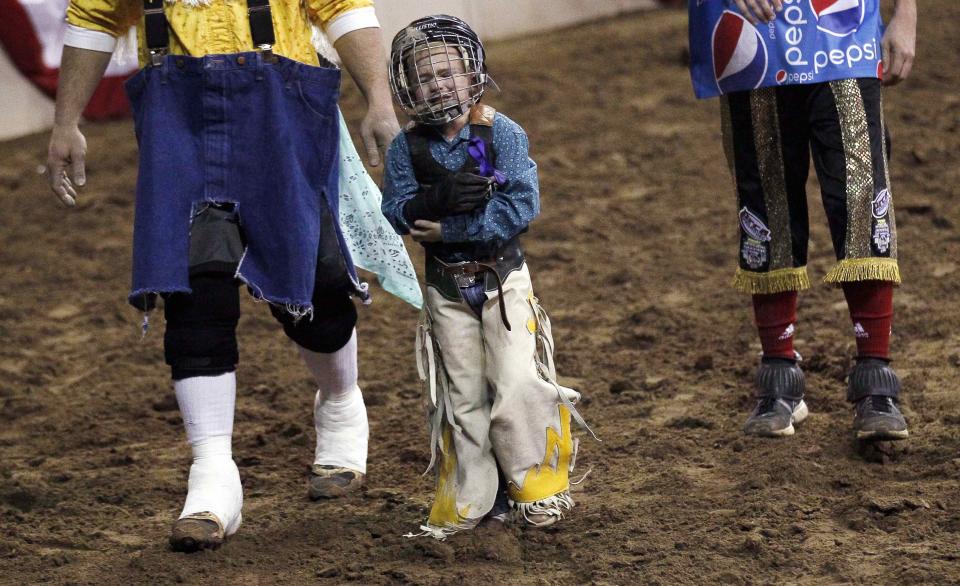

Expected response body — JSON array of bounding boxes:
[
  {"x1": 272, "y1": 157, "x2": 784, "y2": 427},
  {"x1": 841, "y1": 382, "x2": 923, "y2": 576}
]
[{"x1": 403, "y1": 172, "x2": 492, "y2": 224}]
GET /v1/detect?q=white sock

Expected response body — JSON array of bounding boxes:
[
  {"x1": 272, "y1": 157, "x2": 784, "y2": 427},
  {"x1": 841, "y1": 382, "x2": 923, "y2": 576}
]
[
  {"x1": 298, "y1": 330, "x2": 369, "y2": 473},
  {"x1": 174, "y1": 372, "x2": 236, "y2": 445},
  {"x1": 298, "y1": 329, "x2": 359, "y2": 397},
  {"x1": 174, "y1": 374, "x2": 242, "y2": 532}
]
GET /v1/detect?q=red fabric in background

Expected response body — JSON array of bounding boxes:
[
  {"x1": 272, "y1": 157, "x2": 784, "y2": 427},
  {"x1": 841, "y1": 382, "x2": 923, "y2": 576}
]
[
  {"x1": 0, "y1": 0, "x2": 132, "y2": 120},
  {"x1": 0, "y1": 0, "x2": 60, "y2": 96}
]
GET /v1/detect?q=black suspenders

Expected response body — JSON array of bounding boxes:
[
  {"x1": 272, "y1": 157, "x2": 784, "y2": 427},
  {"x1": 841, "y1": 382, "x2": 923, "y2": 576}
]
[
  {"x1": 246, "y1": 0, "x2": 276, "y2": 51},
  {"x1": 143, "y1": 0, "x2": 169, "y2": 65},
  {"x1": 141, "y1": 0, "x2": 278, "y2": 65}
]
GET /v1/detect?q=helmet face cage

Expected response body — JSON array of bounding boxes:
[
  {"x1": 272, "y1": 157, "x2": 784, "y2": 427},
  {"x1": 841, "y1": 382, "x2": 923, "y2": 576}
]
[{"x1": 389, "y1": 16, "x2": 487, "y2": 126}]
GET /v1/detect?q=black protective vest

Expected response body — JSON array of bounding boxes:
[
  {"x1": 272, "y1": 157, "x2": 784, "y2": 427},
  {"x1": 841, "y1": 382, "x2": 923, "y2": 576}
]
[
  {"x1": 405, "y1": 115, "x2": 495, "y2": 188},
  {"x1": 411, "y1": 105, "x2": 526, "y2": 301}
]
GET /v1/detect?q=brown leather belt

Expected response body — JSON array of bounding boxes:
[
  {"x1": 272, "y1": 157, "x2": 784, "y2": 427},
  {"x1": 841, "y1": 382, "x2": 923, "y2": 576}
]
[{"x1": 437, "y1": 260, "x2": 512, "y2": 331}]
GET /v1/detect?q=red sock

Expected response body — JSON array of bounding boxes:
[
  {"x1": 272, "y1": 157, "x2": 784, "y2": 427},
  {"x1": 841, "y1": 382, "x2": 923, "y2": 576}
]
[
  {"x1": 841, "y1": 280, "x2": 894, "y2": 359},
  {"x1": 752, "y1": 291, "x2": 798, "y2": 360}
]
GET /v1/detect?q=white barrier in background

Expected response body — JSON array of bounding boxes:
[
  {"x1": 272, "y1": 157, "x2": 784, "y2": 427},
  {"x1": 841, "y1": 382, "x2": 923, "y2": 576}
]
[
  {"x1": 375, "y1": 0, "x2": 656, "y2": 41},
  {"x1": 0, "y1": 45, "x2": 56, "y2": 141},
  {"x1": 0, "y1": 0, "x2": 655, "y2": 141}
]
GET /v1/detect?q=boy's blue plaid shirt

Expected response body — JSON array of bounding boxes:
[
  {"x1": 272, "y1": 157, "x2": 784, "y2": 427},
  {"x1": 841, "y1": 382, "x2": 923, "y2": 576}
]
[{"x1": 381, "y1": 112, "x2": 540, "y2": 262}]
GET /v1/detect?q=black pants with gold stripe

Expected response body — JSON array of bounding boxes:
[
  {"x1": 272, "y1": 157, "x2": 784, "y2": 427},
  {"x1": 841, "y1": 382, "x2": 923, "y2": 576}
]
[{"x1": 721, "y1": 78, "x2": 900, "y2": 294}]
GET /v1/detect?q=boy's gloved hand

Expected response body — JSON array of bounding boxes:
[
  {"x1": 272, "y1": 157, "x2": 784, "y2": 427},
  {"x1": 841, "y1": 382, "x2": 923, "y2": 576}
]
[{"x1": 403, "y1": 172, "x2": 493, "y2": 223}]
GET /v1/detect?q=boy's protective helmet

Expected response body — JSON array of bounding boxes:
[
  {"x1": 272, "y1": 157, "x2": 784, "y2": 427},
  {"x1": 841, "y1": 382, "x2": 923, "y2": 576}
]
[{"x1": 389, "y1": 15, "x2": 487, "y2": 125}]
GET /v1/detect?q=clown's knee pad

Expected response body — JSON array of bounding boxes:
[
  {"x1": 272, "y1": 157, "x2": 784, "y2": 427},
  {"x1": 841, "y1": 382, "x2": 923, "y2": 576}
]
[
  {"x1": 163, "y1": 275, "x2": 241, "y2": 380},
  {"x1": 271, "y1": 291, "x2": 357, "y2": 353}
]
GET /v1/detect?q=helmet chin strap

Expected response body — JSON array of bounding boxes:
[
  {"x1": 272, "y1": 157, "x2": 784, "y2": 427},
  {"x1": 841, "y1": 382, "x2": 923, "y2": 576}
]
[
  {"x1": 440, "y1": 99, "x2": 475, "y2": 124},
  {"x1": 413, "y1": 95, "x2": 478, "y2": 126}
]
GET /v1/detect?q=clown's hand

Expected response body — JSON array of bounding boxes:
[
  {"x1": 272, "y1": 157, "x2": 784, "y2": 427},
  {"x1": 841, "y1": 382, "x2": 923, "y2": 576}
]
[
  {"x1": 360, "y1": 102, "x2": 400, "y2": 167},
  {"x1": 46, "y1": 123, "x2": 87, "y2": 207},
  {"x1": 732, "y1": 0, "x2": 783, "y2": 25}
]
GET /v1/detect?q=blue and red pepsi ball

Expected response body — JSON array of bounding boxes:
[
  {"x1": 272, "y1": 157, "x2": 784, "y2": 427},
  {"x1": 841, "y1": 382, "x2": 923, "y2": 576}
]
[
  {"x1": 713, "y1": 11, "x2": 767, "y2": 94},
  {"x1": 812, "y1": 0, "x2": 866, "y2": 37}
]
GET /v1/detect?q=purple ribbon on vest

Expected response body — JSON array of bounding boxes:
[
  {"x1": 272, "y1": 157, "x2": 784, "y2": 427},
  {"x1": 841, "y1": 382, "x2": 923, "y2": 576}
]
[{"x1": 467, "y1": 137, "x2": 506, "y2": 186}]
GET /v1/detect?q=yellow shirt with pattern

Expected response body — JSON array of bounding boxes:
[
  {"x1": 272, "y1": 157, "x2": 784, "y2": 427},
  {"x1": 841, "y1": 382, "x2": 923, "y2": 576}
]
[{"x1": 67, "y1": 0, "x2": 374, "y2": 67}]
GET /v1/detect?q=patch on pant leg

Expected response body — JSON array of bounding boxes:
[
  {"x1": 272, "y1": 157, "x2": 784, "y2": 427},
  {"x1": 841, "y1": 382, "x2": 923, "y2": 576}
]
[
  {"x1": 507, "y1": 405, "x2": 574, "y2": 504},
  {"x1": 870, "y1": 188, "x2": 893, "y2": 255},
  {"x1": 741, "y1": 239, "x2": 768, "y2": 270},
  {"x1": 739, "y1": 207, "x2": 772, "y2": 271},
  {"x1": 872, "y1": 220, "x2": 891, "y2": 254}
]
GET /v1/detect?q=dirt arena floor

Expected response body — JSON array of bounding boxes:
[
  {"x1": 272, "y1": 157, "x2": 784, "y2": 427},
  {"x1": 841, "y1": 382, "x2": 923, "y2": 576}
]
[{"x1": 1, "y1": 4, "x2": 958, "y2": 584}]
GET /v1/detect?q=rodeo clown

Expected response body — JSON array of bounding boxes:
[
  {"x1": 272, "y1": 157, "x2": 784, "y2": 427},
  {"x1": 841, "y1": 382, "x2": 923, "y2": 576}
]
[
  {"x1": 688, "y1": 0, "x2": 916, "y2": 439},
  {"x1": 45, "y1": 0, "x2": 404, "y2": 552},
  {"x1": 381, "y1": 15, "x2": 592, "y2": 537}
]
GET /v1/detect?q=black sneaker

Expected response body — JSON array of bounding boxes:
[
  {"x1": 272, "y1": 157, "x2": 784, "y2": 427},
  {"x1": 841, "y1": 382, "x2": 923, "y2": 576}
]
[
  {"x1": 743, "y1": 358, "x2": 808, "y2": 437},
  {"x1": 744, "y1": 396, "x2": 809, "y2": 437},
  {"x1": 848, "y1": 359, "x2": 908, "y2": 441},
  {"x1": 853, "y1": 396, "x2": 909, "y2": 440}
]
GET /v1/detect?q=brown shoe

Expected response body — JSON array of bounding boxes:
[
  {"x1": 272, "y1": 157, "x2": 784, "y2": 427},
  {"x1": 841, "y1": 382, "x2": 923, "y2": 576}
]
[
  {"x1": 308, "y1": 465, "x2": 364, "y2": 500},
  {"x1": 169, "y1": 511, "x2": 240, "y2": 553},
  {"x1": 511, "y1": 493, "x2": 574, "y2": 528},
  {"x1": 519, "y1": 511, "x2": 560, "y2": 528}
]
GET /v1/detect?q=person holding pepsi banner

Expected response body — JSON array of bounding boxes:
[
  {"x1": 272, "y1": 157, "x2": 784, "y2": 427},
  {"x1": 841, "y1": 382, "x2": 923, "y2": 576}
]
[{"x1": 688, "y1": 0, "x2": 916, "y2": 440}]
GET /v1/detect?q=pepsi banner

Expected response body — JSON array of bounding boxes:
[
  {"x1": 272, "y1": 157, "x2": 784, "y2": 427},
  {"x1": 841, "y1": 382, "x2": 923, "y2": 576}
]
[{"x1": 689, "y1": 0, "x2": 884, "y2": 99}]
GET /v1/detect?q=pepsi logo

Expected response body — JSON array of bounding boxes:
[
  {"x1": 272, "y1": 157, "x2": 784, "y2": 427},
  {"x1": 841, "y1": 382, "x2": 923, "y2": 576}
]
[
  {"x1": 876, "y1": 60, "x2": 883, "y2": 80},
  {"x1": 810, "y1": 0, "x2": 865, "y2": 37},
  {"x1": 712, "y1": 11, "x2": 768, "y2": 94},
  {"x1": 776, "y1": 69, "x2": 787, "y2": 84}
]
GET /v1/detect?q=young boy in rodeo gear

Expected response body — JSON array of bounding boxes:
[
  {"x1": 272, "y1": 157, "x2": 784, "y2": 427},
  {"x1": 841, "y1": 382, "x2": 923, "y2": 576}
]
[
  {"x1": 382, "y1": 15, "x2": 589, "y2": 536},
  {"x1": 688, "y1": 0, "x2": 917, "y2": 439}
]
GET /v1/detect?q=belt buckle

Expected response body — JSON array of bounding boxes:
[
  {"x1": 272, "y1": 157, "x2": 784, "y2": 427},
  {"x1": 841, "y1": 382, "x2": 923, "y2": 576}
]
[
  {"x1": 454, "y1": 272, "x2": 477, "y2": 288},
  {"x1": 445, "y1": 263, "x2": 478, "y2": 288}
]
